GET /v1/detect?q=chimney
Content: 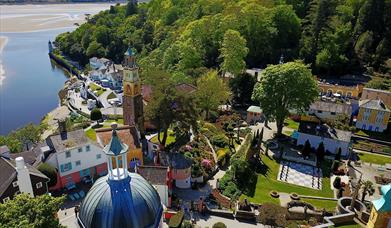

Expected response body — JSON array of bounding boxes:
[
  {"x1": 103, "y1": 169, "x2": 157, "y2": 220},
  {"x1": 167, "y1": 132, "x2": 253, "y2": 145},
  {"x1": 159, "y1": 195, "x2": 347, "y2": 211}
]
[
  {"x1": 58, "y1": 118, "x2": 67, "y2": 140},
  {"x1": 16, "y1": 157, "x2": 34, "y2": 196}
]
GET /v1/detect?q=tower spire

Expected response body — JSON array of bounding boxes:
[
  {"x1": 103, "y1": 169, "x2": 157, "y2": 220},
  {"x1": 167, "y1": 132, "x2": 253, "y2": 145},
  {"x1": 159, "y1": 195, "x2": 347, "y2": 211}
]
[{"x1": 103, "y1": 123, "x2": 129, "y2": 181}]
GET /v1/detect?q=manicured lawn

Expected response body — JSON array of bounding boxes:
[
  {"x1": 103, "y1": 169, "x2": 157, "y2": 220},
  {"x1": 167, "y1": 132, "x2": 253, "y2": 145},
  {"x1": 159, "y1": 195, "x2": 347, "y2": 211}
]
[
  {"x1": 284, "y1": 118, "x2": 299, "y2": 130},
  {"x1": 89, "y1": 83, "x2": 105, "y2": 97},
  {"x1": 85, "y1": 128, "x2": 96, "y2": 141},
  {"x1": 302, "y1": 198, "x2": 337, "y2": 211},
  {"x1": 107, "y1": 92, "x2": 117, "y2": 100},
  {"x1": 150, "y1": 130, "x2": 176, "y2": 145},
  {"x1": 241, "y1": 156, "x2": 333, "y2": 205},
  {"x1": 104, "y1": 119, "x2": 124, "y2": 125},
  {"x1": 357, "y1": 152, "x2": 391, "y2": 165}
]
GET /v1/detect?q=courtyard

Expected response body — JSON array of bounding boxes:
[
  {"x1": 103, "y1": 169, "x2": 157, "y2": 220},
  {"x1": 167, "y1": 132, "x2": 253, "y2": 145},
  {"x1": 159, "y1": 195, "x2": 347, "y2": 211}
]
[
  {"x1": 278, "y1": 161, "x2": 323, "y2": 190},
  {"x1": 241, "y1": 154, "x2": 334, "y2": 210}
]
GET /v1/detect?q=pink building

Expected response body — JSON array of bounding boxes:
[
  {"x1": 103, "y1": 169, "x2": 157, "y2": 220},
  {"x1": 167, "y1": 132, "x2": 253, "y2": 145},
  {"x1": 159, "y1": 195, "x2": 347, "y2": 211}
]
[{"x1": 44, "y1": 128, "x2": 107, "y2": 190}]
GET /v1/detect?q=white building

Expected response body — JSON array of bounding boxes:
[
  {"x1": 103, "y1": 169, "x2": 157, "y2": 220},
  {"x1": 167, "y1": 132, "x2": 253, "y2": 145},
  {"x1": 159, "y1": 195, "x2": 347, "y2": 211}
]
[
  {"x1": 296, "y1": 122, "x2": 351, "y2": 157},
  {"x1": 89, "y1": 58, "x2": 123, "y2": 90},
  {"x1": 89, "y1": 57, "x2": 111, "y2": 70},
  {"x1": 308, "y1": 99, "x2": 352, "y2": 121},
  {"x1": 45, "y1": 125, "x2": 106, "y2": 190}
]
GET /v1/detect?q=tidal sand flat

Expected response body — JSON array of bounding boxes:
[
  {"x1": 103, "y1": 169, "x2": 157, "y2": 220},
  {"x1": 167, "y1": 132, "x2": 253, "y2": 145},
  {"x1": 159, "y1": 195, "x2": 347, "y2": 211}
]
[{"x1": 0, "y1": 3, "x2": 114, "y2": 33}]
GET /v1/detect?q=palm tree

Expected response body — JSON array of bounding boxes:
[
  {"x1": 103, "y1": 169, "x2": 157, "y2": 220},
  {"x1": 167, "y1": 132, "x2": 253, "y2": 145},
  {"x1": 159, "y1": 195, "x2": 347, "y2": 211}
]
[{"x1": 361, "y1": 180, "x2": 375, "y2": 202}]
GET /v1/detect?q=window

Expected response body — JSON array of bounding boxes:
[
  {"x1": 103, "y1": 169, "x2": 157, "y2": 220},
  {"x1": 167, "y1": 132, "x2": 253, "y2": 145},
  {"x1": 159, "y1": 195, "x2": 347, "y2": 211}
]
[
  {"x1": 317, "y1": 110, "x2": 323, "y2": 113},
  {"x1": 76, "y1": 160, "x2": 81, "y2": 166},
  {"x1": 65, "y1": 151, "x2": 71, "y2": 158},
  {"x1": 12, "y1": 181, "x2": 18, "y2": 187},
  {"x1": 331, "y1": 112, "x2": 336, "y2": 115},
  {"x1": 96, "y1": 154, "x2": 102, "y2": 159},
  {"x1": 78, "y1": 148, "x2": 83, "y2": 153},
  {"x1": 3, "y1": 197, "x2": 10, "y2": 203},
  {"x1": 36, "y1": 182, "x2": 42, "y2": 189},
  {"x1": 86, "y1": 145, "x2": 91, "y2": 152},
  {"x1": 60, "y1": 162, "x2": 72, "y2": 172}
]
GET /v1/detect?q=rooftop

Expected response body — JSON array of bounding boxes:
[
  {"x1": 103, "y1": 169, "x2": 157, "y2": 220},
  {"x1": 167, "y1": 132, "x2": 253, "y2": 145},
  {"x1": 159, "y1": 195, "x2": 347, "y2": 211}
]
[
  {"x1": 96, "y1": 125, "x2": 141, "y2": 151},
  {"x1": 136, "y1": 165, "x2": 169, "y2": 185},
  {"x1": 310, "y1": 100, "x2": 352, "y2": 114},
  {"x1": 359, "y1": 99, "x2": 390, "y2": 112},
  {"x1": 247, "y1": 105, "x2": 262, "y2": 113},
  {"x1": 363, "y1": 87, "x2": 391, "y2": 94},
  {"x1": 48, "y1": 129, "x2": 91, "y2": 152},
  {"x1": 298, "y1": 122, "x2": 351, "y2": 142},
  {"x1": 164, "y1": 152, "x2": 192, "y2": 169},
  {"x1": 0, "y1": 157, "x2": 48, "y2": 196}
]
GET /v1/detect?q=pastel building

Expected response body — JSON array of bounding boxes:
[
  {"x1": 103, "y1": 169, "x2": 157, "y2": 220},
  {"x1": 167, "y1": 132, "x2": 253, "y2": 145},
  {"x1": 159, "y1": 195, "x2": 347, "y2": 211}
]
[
  {"x1": 318, "y1": 81, "x2": 363, "y2": 98},
  {"x1": 45, "y1": 128, "x2": 107, "y2": 190},
  {"x1": 136, "y1": 165, "x2": 173, "y2": 207},
  {"x1": 160, "y1": 152, "x2": 192, "y2": 189},
  {"x1": 308, "y1": 100, "x2": 352, "y2": 121},
  {"x1": 356, "y1": 99, "x2": 390, "y2": 132},
  {"x1": 78, "y1": 123, "x2": 163, "y2": 228},
  {"x1": 246, "y1": 106, "x2": 263, "y2": 124},
  {"x1": 361, "y1": 87, "x2": 391, "y2": 107},
  {"x1": 96, "y1": 125, "x2": 143, "y2": 171},
  {"x1": 367, "y1": 184, "x2": 391, "y2": 228},
  {"x1": 296, "y1": 122, "x2": 352, "y2": 157}
]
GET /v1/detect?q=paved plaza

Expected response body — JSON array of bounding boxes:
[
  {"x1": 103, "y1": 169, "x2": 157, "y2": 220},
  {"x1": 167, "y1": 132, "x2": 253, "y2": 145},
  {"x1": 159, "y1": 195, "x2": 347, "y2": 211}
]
[{"x1": 278, "y1": 161, "x2": 322, "y2": 190}]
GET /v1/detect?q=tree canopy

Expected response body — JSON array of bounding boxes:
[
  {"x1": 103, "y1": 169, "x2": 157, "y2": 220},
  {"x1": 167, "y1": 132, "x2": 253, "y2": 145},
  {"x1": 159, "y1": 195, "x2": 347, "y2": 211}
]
[
  {"x1": 144, "y1": 69, "x2": 198, "y2": 146},
  {"x1": 252, "y1": 61, "x2": 318, "y2": 136},
  {"x1": 55, "y1": 0, "x2": 390, "y2": 83},
  {"x1": 0, "y1": 194, "x2": 65, "y2": 228},
  {"x1": 220, "y1": 29, "x2": 248, "y2": 76},
  {"x1": 195, "y1": 70, "x2": 231, "y2": 120}
]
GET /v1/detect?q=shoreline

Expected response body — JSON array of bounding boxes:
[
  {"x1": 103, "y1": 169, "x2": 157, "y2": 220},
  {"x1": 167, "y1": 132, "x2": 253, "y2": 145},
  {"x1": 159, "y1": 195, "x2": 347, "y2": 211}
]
[
  {"x1": 0, "y1": 3, "x2": 114, "y2": 33},
  {"x1": 0, "y1": 36, "x2": 8, "y2": 86},
  {"x1": 0, "y1": 3, "x2": 111, "y2": 135}
]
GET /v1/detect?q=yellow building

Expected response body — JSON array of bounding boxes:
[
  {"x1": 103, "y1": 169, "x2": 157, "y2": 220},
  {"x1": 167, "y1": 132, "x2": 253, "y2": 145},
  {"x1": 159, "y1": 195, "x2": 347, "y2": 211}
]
[
  {"x1": 367, "y1": 184, "x2": 391, "y2": 228},
  {"x1": 318, "y1": 81, "x2": 363, "y2": 98},
  {"x1": 96, "y1": 125, "x2": 143, "y2": 170},
  {"x1": 356, "y1": 99, "x2": 390, "y2": 132},
  {"x1": 362, "y1": 87, "x2": 391, "y2": 108}
]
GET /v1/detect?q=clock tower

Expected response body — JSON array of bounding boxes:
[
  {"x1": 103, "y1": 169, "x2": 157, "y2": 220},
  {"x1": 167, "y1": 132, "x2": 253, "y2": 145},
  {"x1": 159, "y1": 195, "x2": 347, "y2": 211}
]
[{"x1": 122, "y1": 47, "x2": 144, "y2": 136}]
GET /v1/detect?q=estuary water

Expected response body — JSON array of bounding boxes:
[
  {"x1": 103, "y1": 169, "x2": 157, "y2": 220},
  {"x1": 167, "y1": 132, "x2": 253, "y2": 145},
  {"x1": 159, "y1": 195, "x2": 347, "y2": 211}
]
[{"x1": 0, "y1": 4, "x2": 112, "y2": 135}]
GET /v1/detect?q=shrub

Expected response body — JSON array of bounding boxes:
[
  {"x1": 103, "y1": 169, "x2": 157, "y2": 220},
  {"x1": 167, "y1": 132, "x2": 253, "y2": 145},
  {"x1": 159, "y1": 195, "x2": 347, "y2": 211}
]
[
  {"x1": 212, "y1": 222, "x2": 227, "y2": 228},
  {"x1": 168, "y1": 211, "x2": 184, "y2": 228},
  {"x1": 302, "y1": 140, "x2": 311, "y2": 158},
  {"x1": 335, "y1": 148, "x2": 342, "y2": 161},
  {"x1": 333, "y1": 177, "x2": 341, "y2": 189},
  {"x1": 332, "y1": 160, "x2": 340, "y2": 172},
  {"x1": 217, "y1": 149, "x2": 228, "y2": 161},
  {"x1": 210, "y1": 134, "x2": 229, "y2": 148},
  {"x1": 37, "y1": 163, "x2": 58, "y2": 187},
  {"x1": 182, "y1": 220, "x2": 193, "y2": 228},
  {"x1": 90, "y1": 108, "x2": 102, "y2": 122}
]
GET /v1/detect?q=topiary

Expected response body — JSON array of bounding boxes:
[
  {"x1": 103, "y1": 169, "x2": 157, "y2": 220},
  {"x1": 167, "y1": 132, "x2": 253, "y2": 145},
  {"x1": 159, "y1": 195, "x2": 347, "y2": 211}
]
[
  {"x1": 212, "y1": 222, "x2": 227, "y2": 228},
  {"x1": 37, "y1": 163, "x2": 58, "y2": 187},
  {"x1": 333, "y1": 177, "x2": 342, "y2": 189}
]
